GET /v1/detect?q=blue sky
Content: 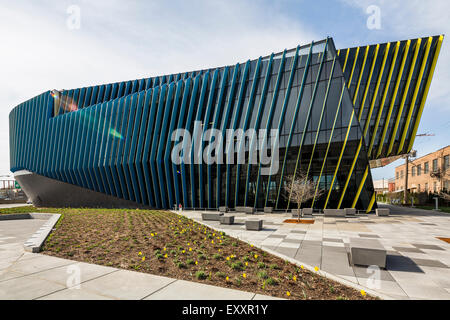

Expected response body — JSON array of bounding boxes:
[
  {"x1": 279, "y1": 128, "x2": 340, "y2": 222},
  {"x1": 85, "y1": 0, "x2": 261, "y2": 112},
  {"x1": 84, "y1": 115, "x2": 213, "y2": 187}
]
[{"x1": 0, "y1": 0, "x2": 448, "y2": 180}]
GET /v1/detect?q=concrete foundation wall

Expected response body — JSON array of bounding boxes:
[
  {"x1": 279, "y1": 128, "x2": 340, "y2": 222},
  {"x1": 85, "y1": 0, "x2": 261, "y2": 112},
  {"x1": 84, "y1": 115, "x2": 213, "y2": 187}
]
[{"x1": 15, "y1": 171, "x2": 149, "y2": 209}]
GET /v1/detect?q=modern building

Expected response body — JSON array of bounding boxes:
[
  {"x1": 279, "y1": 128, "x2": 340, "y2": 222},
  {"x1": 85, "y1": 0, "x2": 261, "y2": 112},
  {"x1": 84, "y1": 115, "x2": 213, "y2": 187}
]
[
  {"x1": 395, "y1": 145, "x2": 450, "y2": 193},
  {"x1": 9, "y1": 35, "x2": 443, "y2": 211}
]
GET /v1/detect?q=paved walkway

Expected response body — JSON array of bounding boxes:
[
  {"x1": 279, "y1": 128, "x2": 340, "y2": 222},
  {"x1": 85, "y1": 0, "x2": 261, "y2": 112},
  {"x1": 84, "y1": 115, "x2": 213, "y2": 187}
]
[
  {"x1": 0, "y1": 218, "x2": 280, "y2": 300},
  {"x1": 0, "y1": 203, "x2": 30, "y2": 209},
  {"x1": 179, "y1": 205, "x2": 450, "y2": 300}
]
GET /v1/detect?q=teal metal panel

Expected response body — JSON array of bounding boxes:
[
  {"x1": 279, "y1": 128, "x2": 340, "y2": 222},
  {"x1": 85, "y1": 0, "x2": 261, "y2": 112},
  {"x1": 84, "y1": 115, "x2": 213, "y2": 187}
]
[
  {"x1": 253, "y1": 50, "x2": 286, "y2": 207},
  {"x1": 121, "y1": 93, "x2": 139, "y2": 201},
  {"x1": 193, "y1": 71, "x2": 210, "y2": 208},
  {"x1": 208, "y1": 67, "x2": 229, "y2": 207},
  {"x1": 216, "y1": 64, "x2": 239, "y2": 207},
  {"x1": 275, "y1": 42, "x2": 314, "y2": 209},
  {"x1": 284, "y1": 39, "x2": 329, "y2": 208},
  {"x1": 135, "y1": 90, "x2": 153, "y2": 205},
  {"x1": 199, "y1": 70, "x2": 219, "y2": 208},
  {"x1": 116, "y1": 95, "x2": 133, "y2": 200},
  {"x1": 100, "y1": 101, "x2": 115, "y2": 195},
  {"x1": 156, "y1": 83, "x2": 176, "y2": 208},
  {"x1": 105, "y1": 99, "x2": 120, "y2": 197},
  {"x1": 264, "y1": 46, "x2": 300, "y2": 206},
  {"x1": 244, "y1": 54, "x2": 274, "y2": 206},
  {"x1": 92, "y1": 103, "x2": 108, "y2": 193},
  {"x1": 234, "y1": 57, "x2": 262, "y2": 207},
  {"x1": 172, "y1": 79, "x2": 192, "y2": 207},
  {"x1": 164, "y1": 80, "x2": 184, "y2": 209},
  {"x1": 142, "y1": 87, "x2": 160, "y2": 207},
  {"x1": 149, "y1": 85, "x2": 168, "y2": 208},
  {"x1": 225, "y1": 60, "x2": 250, "y2": 207},
  {"x1": 110, "y1": 98, "x2": 125, "y2": 199},
  {"x1": 127, "y1": 91, "x2": 146, "y2": 204},
  {"x1": 181, "y1": 76, "x2": 200, "y2": 207}
]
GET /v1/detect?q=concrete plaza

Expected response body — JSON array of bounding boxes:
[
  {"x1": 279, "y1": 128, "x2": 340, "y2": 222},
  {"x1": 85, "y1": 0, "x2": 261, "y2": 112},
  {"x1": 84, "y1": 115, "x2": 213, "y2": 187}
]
[{"x1": 179, "y1": 205, "x2": 450, "y2": 300}]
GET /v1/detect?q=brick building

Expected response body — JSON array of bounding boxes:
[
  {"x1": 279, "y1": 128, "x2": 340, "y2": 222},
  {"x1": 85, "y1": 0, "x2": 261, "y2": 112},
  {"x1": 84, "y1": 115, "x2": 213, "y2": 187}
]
[{"x1": 395, "y1": 145, "x2": 450, "y2": 193}]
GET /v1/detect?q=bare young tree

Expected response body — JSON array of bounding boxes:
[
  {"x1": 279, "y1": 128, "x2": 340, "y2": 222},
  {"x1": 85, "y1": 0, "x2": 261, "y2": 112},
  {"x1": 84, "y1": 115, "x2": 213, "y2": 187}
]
[
  {"x1": 439, "y1": 191, "x2": 450, "y2": 202},
  {"x1": 284, "y1": 173, "x2": 325, "y2": 218}
]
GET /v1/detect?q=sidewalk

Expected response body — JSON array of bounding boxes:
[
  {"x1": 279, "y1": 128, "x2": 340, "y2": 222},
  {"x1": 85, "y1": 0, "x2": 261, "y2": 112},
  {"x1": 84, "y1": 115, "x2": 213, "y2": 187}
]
[{"x1": 0, "y1": 219, "x2": 281, "y2": 300}]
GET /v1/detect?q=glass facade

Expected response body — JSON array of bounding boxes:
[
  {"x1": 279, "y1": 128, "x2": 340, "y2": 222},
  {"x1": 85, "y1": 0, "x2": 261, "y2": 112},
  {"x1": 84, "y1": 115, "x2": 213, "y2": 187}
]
[{"x1": 9, "y1": 35, "x2": 444, "y2": 211}]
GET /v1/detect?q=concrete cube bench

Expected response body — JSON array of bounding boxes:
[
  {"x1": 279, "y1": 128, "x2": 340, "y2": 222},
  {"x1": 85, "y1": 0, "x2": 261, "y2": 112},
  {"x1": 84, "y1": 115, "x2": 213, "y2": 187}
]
[
  {"x1": 244, "y1": 207, "x2": 255, "y2": 214},
  {"x1": 201, "y1": 212, "x2": 223, "y2": 221},
  {"x1": 235, "y1": 206, "x2": 255, "y2": 214},
  {"x1": 264, "y1": 207, "x2": 273, "y2": 213},
  {"x1": 344, "y1": 208, "x2": 356, "y2": 216},
  {"x1": 324, "y1": 209, "x2": 345, "y2": 217},
  {"x1": 219, "y1": 206, "x2": 229, "y2": 213},
  {"x1": 220, "y1": 215, "x2": 234, "y2": 225},
  {"x1": 245, "y1": 219, "x2": 263, "y2": 231},
  {"x1": 349, "y1": 238, "x2": 386, "y2": 268},
  {"x1": 291, "y1": 209, "x2": 302, "y2": 217},
  {"x1": 376, "y1": 208, "x2": 389, "y2": 216},
  {"x1": 302, "y1": 208, "x2": 313, "y2": 216}
]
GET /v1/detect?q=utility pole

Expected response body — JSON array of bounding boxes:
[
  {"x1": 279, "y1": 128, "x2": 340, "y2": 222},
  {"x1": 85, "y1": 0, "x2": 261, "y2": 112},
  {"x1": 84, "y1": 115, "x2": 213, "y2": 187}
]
[
  {"x1": 403, "y1": 150, "x2": 417, "y2": 205},
  {"x1": 404, "y1": 155, "x2": 409, "y2": 205}
]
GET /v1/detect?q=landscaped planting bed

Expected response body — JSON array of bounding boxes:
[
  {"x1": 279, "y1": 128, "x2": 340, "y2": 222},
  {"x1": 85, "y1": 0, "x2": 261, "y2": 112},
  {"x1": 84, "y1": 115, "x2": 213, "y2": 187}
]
[{"x1": 13, "y1": 207, "x2": 375, "y2": 300}]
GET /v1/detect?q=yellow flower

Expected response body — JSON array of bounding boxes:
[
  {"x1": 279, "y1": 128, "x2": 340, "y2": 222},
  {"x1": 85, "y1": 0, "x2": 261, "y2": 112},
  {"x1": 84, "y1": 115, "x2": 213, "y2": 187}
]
[
  {"x1": 243, "y1": 273, "x2": 247, "y2": 278},
  {"x1": 218, "y1": 249, "x2": 221, "y2": 252},
  {"x1": 300, "y1": 265, "x2": 304, "y2": 270},
  {"x1": 189, "y1": 248, "x2": 192, "y2": 251},
  {"x1": 360, "y1": 290, "x2": 366, "y2": 297},
  {"x1": 164, "y1": 254, "x2": 168, "y2": 258},
  {"x1": 142, "y1": 256, "x2": 146, "y2": 261},
  {"x1": 213, "y1": 233, "x2": 215, "y2": 236},
  {"x1": 150, "y1": 233, "x2": 154, "y2": 237},
  {"x1": 293, "y1": 275, "x2": 297, "y2": 281},
  {"x1": 211, "y1": 240, "x2": 214, "y2": 244},
  {"x1": 154, "y1": 232, "x2": 157, "y2": 236},
  {"x1": 250, "y1": 244, "x2": 254, "y2": 247},
  {"x1": 286, "y1": 291, "x2": 291, "y2": 297},
  {"x1": 254, "y1": 254, "x2": 258, "y2": 259},
  {"x1": 138, "y1": 252, "x2": 142, "y2": 256},
  {"x1": 226, "y1": 276, "x2": 229, "y2": 281},
  {"x1": 163, "y1": 247, "x2": 166, "y2": 251},
  {"x1": 314, "y1": 266, "x2": 319, "y2": 272},
  {"x1": 182, "y1": 250, "x2": 185, "y2": 253},
  {"x1": 226, "y1": 256, "x2": 230, "y2": 261},
  {"x1": 187, "y1": 243, "x2": 190, "y2": 246},
  {"x1": 195, "y1": 261, "x2": 198, "y2": 265},
  {"x1": 245, "y1": 262, "x2": 248, "y2": 266}
]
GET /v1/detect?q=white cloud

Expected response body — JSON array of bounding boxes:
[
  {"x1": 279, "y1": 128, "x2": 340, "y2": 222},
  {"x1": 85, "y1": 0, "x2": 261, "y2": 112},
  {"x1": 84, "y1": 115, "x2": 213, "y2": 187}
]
[{"x1": 0, "y1": 0, "x2": 318, "y2": 174}]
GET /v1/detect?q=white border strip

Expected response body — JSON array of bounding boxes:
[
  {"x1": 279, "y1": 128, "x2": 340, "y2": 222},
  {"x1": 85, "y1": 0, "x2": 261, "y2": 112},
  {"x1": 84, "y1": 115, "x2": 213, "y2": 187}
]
[{"x1": 23, "y1": 213, "x2": 61, "y2": 253}]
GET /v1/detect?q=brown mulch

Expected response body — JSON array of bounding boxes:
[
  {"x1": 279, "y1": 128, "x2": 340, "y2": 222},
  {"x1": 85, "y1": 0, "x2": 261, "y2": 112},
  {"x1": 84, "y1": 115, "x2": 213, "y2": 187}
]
[{"x1": 41, "y1": 208, "x2": 376, "y2": 300}]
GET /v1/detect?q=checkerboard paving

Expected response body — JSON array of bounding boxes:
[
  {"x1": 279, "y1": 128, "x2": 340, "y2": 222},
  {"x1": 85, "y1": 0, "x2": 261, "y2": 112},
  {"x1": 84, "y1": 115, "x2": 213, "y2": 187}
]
[{"x1": 179, "y1": 205, "x2": 450, "y2": 300}]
